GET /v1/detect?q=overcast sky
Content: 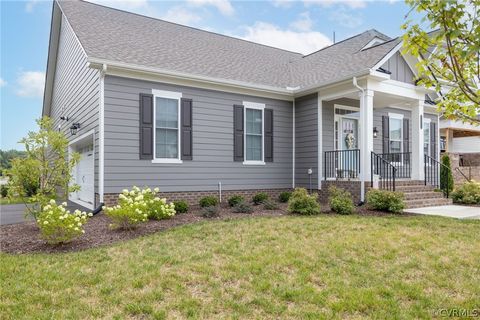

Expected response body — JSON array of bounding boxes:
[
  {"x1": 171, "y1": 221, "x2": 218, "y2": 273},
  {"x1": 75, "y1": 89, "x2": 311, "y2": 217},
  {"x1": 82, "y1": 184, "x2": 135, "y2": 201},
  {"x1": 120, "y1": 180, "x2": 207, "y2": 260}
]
[{"x1": 0, "y1": 0, "x2": 423, "y2": 150}]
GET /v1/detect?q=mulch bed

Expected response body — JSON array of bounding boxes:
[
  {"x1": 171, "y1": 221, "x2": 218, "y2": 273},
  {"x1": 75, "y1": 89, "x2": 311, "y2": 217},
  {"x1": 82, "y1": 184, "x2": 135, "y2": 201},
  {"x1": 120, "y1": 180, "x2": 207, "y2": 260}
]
[{"x1": 0, "y1": 203, "x2": 409, "y2": 255}]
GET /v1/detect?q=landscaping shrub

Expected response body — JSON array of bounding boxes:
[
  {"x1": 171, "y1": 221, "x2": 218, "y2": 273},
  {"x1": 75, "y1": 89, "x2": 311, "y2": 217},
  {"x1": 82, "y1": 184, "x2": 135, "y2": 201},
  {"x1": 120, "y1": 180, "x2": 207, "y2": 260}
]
[
  {"x1": 199, "y1": 196, "x2": 219, "y2": 208},
  {"x1": 173, "y1": 200, "x2": 189, "y2": 213},
  {"x1": 105, "y1": 186, "x2": 175, "y2": 229},
  {"x1": 451, "y1": 181, "x2": 480, "y2": 204},
  {"x1": 287, "y1": 188, "x2": 320, "y2": 215},
  {"x1": 440, "y1": 154, "x2": 454, "y2": 195},
  {"x1": 0, "y1": 185, "x2": 8, "y2": 198},
  {"x1": 263, "y1": 199, "x2": 278, "y2": 210},
  {"x1": 328, "y1": 186, "x2": 355, "y2": 215},
  {"x1": 366, "y1": 189, "x2": 405, "y2": 213},
  {"x1": 232, "y1": 201, "x2": 253, "y2": 214},
  {"x1": 228, "y1": 195, "x2": 244, "y2": 207},
  {"x1": 37, "y1": 199, "x2": 92, "y2": 244},
  {"x1": 278, "y1": 191, "x2": 292, "y2": 203},
  {"x1": 201, "y1": 206, "x2": 219, "y2": 218},
  {"x1": 252, "y1": 192, "x2": 269, "y2": 205}
]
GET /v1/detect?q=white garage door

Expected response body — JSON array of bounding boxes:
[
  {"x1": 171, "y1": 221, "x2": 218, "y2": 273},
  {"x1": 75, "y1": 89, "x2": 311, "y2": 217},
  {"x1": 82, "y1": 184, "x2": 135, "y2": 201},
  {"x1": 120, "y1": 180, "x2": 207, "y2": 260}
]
[{"x1": 76, "y1": 144, "x2": 94, "y2": 207}]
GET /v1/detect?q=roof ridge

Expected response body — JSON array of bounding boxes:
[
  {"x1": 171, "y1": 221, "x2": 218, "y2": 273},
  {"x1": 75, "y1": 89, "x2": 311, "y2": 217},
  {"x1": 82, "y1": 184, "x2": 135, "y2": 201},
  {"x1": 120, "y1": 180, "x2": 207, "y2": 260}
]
[
  {"x1": 359, "y1": 36, "x2": 400, "y2": 51},
  {"x1": 71, "y1": 0, "x2": 303, "y2": 56},
  {"x1": 300, "y1": 30, "x2": 373, "y2": 59}
]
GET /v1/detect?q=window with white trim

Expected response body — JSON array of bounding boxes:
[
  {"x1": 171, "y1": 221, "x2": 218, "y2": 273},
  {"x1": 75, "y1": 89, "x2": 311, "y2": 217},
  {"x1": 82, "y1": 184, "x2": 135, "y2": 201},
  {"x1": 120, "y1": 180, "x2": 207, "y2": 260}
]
[
  {"x1": 244, "y1": 102, "x2": 264, "y2": 164},
  {"x1": 153, "y1": 90, "x2": 182, "y2": 162},
  {"x1": 389, "y1": 114, "x2": 403, "y2": 154},
  {"x1": 424, "y1": 119, "x2": 431, "y2": 156}
]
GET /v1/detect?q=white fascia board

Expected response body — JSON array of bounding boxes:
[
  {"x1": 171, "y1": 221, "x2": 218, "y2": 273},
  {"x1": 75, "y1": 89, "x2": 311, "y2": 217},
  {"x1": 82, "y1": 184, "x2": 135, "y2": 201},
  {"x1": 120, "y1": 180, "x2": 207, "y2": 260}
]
[
  {"x1": 372, "y1": 40, "x2": 404, "y2": 71},
  {"x1": 88, "y1": 58, "x2": 295, "y2": 101}
]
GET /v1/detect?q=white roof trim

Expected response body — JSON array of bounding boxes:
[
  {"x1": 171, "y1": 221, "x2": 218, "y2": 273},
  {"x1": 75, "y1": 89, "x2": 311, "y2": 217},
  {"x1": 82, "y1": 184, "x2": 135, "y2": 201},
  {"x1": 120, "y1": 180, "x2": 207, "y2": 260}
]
[
  {"x1": 362, "y1": 37, "x2": 386, "y2": 50},
  {"x1": 372, "y1": 40, "x2": 404, "y2": 71}
]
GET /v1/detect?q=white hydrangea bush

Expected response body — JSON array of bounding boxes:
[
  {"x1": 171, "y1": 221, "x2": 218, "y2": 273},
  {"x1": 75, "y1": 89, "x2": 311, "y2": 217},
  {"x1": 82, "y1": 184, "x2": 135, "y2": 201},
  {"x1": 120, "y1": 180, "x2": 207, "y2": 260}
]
[
  {"x1": 104, "y1": 186, "x2": 176, "y2": 229},
  {"x1": 37, "y1": 199, "x2": 92, "y2": 244}
]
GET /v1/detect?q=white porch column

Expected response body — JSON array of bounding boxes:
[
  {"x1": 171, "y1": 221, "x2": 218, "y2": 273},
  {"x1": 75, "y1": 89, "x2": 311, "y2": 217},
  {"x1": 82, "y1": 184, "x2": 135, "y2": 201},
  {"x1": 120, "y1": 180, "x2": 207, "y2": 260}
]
[
  {"x1": 359, "y1": 89, "x2": 374, "y2": 202},
  {"x1": 411, "y1": 99, "x2": 425, "y2": 180}
]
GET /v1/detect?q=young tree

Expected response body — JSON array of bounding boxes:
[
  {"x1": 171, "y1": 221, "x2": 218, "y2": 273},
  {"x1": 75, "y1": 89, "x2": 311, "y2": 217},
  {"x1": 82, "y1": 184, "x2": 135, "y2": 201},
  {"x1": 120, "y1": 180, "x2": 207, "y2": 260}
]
[
  {"x1": 402, "y1": 0, "x2": 479, "y2": 124},
  {"x1": 440, "y1": 154, "x2": 454, "y2": 196},
  {"x1": 6, "y1": 117, "x2": 80, "y2": 219}
]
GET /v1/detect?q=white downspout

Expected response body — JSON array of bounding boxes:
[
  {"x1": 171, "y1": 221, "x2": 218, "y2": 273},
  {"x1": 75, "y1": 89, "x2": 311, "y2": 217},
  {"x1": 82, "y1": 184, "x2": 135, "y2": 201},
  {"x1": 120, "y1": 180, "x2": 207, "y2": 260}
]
[
  {"x1": 292, "y1": 98, "x2": 296, "y2": 189},
  {"x1": 352, "y1": 77, "x2": 366, "y2": 203},
  {"x1": 99, "y1": 64, "x2": 107, "y2": 204}
]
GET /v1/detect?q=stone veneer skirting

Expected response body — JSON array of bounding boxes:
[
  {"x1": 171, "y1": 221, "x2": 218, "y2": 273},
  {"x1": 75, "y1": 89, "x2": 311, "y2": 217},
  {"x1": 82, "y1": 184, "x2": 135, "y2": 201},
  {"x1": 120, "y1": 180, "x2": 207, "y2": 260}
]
[{"x1": 98, "y1": 188, "x2": 293, "y2": 207}]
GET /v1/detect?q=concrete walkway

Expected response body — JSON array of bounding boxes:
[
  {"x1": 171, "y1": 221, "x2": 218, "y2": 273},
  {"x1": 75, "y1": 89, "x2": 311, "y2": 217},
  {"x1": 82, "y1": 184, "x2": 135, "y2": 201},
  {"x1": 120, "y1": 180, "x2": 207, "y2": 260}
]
[{"x1": 404, "y1": 205, "x2": 480, "y2": 219}]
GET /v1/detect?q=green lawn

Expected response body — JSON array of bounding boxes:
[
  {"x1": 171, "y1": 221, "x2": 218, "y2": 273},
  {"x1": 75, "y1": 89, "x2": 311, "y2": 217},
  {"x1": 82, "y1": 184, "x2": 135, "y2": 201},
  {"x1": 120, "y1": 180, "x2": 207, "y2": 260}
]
[
  {"x1": 0, "y1": 197, "x2": 26, "y2": 205},
  {"x1": 1, "y1": 215, "x2": 479, "y2": 319}
]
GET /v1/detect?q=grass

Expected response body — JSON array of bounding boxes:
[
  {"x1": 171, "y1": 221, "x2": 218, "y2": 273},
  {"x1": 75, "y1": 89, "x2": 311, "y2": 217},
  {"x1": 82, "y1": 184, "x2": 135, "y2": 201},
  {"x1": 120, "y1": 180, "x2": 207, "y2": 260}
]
[
  {"x1": 0, "y1": 197, "x2": 26, "y2": 205},
  {"x1": 1, "y1": 215, "x2": 479, "y2": 319}
]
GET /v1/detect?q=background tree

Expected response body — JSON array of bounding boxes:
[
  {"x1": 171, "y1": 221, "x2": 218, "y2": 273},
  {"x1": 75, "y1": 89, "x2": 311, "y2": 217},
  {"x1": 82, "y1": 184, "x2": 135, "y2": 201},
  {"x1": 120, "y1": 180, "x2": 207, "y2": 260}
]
[
  {"x1": 6, "y1": 117, "x2": 80, "y2": 219},
  {"x1": 402, "y1": 0, "x2": 479, "y2": 124},
  {"x1": 0, "y1": 149, "x2": 26, "y2": 175}
]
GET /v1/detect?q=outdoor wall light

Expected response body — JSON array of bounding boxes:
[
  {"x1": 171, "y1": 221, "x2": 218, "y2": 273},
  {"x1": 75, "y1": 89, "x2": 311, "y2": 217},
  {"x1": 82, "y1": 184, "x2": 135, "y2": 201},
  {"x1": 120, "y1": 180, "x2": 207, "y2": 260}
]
[
  {"x1": 373, "y1": 127, "x2": 379, "y2": 138},
  {"x1": 70, "y1": 123, "x2": 81, "y2": 135},
  {"x1": 60, "y1": 116, "x2": 69, "y2": 121}
]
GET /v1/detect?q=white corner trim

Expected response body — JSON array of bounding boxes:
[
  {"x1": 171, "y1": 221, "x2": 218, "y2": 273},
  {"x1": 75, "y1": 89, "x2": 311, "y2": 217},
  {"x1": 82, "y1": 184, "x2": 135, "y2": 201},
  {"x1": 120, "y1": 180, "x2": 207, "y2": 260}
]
[
  {"x1": 317, "y1": 96, "x2": 322, "y2": 189},
  {"x1": 292, "y1": 99, "x2": 296, "y2": 189},
  {"x1": 151, "y1": 159, "x2": 183, "y2": 164}
]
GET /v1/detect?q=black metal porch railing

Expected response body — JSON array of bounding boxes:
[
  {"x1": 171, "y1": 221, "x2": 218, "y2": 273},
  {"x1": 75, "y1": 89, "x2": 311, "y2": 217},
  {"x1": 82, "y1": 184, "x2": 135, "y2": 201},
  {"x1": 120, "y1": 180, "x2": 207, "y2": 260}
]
[
  {"x1": 324, "y1": 149, "x2": 360, "y2": 180},
  {"x1": 425, "y1": 154, "x2": 452, "y2": 198},
  {"x1": 371, "y1": 152, "x2": 397, "y2": 191},
  {"x1": 378, "y1": 152, "x2": 411, "y2": 178}
]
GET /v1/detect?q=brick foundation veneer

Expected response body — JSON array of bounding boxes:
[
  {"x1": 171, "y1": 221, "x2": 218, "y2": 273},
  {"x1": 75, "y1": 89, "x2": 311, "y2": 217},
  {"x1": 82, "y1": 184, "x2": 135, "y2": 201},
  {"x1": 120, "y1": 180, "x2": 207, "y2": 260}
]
[
  {"x1": 318, "y1": 180, "x2": 367, "y2": 204},
  {"x1": 98, "y1": 188, "x2": 293, "y2": 207},
  {"x1": 444, "y1": 153, "x2": 480, "y2": 185}
]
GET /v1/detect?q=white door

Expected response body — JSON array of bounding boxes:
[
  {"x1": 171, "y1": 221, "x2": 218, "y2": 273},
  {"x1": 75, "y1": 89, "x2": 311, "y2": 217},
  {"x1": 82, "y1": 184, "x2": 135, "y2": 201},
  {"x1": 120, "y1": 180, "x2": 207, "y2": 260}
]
[{"x1": 76, "y1": 145, "x2": 94, "y2": 206}]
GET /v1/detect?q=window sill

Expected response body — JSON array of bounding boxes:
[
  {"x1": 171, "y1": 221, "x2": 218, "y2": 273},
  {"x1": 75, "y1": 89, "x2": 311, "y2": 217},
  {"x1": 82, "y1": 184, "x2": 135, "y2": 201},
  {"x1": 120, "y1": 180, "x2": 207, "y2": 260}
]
[
  {"x1": 151, "y1": 159, "x2": 183, "y2": 164},
  {"x1": 243, "y1": 161, "x2": 266, "y2": 166}
]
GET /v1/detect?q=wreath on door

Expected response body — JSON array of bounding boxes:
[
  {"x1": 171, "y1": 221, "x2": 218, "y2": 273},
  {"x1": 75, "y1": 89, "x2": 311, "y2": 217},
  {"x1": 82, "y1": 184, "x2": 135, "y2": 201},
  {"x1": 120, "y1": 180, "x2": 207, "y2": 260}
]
[{"x1": 345, "y1": 132, "x2": 356, "y2": 149}]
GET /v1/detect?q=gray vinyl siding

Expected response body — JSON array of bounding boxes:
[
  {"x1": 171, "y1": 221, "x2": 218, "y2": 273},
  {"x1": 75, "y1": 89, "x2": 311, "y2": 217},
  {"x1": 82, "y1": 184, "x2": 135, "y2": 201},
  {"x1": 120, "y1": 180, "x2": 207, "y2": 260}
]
[
  {"x1": 294, "y1": 93, "x2": 318, "y2": 189},
  {"x1": 103, "y1": 76, "x2": 293, "y2": 193},
  {"x1": 381, "y1": 52, "x2": 415, "y2": 84},
  {"x1": 49, "y1": 13, "x2": 100, "y2": 192},
  {"x1": 373, "y1": 107, "x2": 412, "y2": 154}
]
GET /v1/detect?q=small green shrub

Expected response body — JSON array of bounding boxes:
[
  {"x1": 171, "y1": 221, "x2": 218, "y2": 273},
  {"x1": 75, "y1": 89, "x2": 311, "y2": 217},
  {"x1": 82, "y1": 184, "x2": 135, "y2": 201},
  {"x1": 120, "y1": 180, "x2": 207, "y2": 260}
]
[
  {"x1": 287, "y1": 188, "x2": 320, "y2": 215},
  {"x1": 366, "y1": 189, "x2": 405, "y2": 213},
  {"x1": 202, "y1": 206, "x2": 219, "y2": 218},
  {"x1": 278, "y1": 191, "x2": 292, "y2": 203},
  {"x1": 232, "y1": 201, "x2": 253, "y2": 214},
  {"x1": 173, "y1": 200, "x2": 189, "y2": 213},
  {"x1": 199, "y1": 196, "x2": 219, "y2": 208},
  {"x1": 0, "y1": 185, "x2": 8, "y2": 198},
  {"x1": 228, "y1": 195, "x2": 244, "y2": 207},
  {"x1": 252, "y1": 192, "x2": 269, "y2": 205},
  {"x1": 451, "y1": 181, "x2": 480, "y2": 204},
  {"x1": 328, "y1": 186, "x2": 355, "y2": 215},
  {"x1": 263, "y1": 199, "x2": 278, "y2": 210},
  {"x1": 37, "y1": 200, "x2": 92, "y2": 244}
]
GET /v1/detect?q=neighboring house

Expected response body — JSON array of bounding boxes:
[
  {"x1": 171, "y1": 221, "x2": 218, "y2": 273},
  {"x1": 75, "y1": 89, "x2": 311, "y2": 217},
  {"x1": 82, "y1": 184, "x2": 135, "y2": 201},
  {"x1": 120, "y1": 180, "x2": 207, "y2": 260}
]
[
  {"x1": 43, "y1": 0, "x2": 449, "y2": 210},
  {"x1": 440, "y1": 118, "x2": 480, "y2": 154}
]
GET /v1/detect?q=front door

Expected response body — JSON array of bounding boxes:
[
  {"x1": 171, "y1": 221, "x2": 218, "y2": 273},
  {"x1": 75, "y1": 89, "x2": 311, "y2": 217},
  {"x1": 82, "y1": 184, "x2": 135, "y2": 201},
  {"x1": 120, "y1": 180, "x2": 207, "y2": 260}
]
[
  {"x1": 340, "y1": 118, "x2": 358, "y2": 150},
  {"x1": 76, "y1": 144, "x2": 94, "y2": 206},
  {"x1": 334, "y1": 108, "x2": 360, "y2": 178}
]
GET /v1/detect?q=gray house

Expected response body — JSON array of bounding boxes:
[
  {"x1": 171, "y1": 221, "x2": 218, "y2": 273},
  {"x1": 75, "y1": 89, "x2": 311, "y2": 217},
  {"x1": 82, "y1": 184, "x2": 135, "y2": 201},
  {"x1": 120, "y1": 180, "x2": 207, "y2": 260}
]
[{"x1": 43, "y1": 0, "x2": 450, "y2": 210}]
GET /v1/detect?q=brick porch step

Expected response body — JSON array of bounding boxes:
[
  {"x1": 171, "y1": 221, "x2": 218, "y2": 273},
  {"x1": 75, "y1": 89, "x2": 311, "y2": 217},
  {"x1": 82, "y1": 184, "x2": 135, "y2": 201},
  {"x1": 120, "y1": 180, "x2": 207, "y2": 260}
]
[
  {"x1": 396, "y1": 185, "x2": 436, "y2": 192},
  {"x1": 404, "y1": 198, "x2": 452, "y2": 209},
  {"x1": 387, "y1": 180, "x2": 453, "y2": 209},
  {"x1": 403, "y1": 191, "x2": 445, "y2": 200}
]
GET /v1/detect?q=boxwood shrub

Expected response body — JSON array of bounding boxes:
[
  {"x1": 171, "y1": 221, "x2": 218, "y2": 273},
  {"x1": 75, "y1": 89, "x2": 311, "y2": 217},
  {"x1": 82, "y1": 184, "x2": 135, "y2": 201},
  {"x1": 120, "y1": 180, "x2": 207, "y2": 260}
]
[
  {"x1": 173, "y1": 200, "x2": 189, "y2": 213},
  {"x1": 228, "y1": 195, "x2": 244, "y2": 207},
  {"x1": 199, "y1": 196, "x2": 218, "y2": 208},
  {"x1": 252, "y1": 192, "x2": 269, "y2": 205},
  {"x1": 366, "y1": 189, "x2": 405, "y2": 213},
  {"x1": 287, "y1": 188, "x2": 320, "y2": 215},
  {"x1": 278, "y1": 191, "x2": 292, "y2": 203},
  {"x1": 328, "y1": 186, "x2": 355, "y2": 215},
  {"x1": 451, "y1": 181, "x2": 480, "y2": 204}
]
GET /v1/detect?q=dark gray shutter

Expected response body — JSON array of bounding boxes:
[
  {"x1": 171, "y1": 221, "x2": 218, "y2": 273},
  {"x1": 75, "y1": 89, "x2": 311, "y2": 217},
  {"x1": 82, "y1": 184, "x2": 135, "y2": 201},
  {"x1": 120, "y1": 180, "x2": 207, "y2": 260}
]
[
  {"x1": 181, "y1": 98, "x2": 193, "y2": 160},
  {"x1": 403, "y1": 118, "x2": 409, "y2": 154},
  {"x1": 139, "y1": 93, "x2": 153, "y2": 160},
  {"x1": 264, "y1": 109, "x2": 273, "y2": 162},
  {"x1": 382, "y1": 115, "x2": 389, "y2": 154},
  {"x1": 233, "y1": 105, "x2": 244, "y2": 162},
  {"x1": 430, "y1": 122, "x2": 436, "y2": 159}
]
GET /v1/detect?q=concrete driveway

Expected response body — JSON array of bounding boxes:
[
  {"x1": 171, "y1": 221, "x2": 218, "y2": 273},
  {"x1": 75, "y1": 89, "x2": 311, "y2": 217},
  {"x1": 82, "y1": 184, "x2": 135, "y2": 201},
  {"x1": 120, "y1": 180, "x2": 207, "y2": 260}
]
[
  {"x1": 0, "y1": 201, "x2": 92, "y2": 225},
  {"x1": 404, "y1": 205, "x2": 480, "y2": 219}
]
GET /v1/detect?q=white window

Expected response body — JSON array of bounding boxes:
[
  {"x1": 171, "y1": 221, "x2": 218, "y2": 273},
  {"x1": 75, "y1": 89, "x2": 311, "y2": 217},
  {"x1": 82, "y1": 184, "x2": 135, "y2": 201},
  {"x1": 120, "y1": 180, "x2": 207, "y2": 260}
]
[
  {"x1": 152, "y1": 89, "x2": 182, "y2": 164},
  {"x1": 424, "y1": 118, "x2": 431, "y2": 156},
  {"x1": 389, "y1": 113, "x2": 403, "y2": 154},
  {"x1": 244, "y1": 102, "x2": 265, "y2": 165}
]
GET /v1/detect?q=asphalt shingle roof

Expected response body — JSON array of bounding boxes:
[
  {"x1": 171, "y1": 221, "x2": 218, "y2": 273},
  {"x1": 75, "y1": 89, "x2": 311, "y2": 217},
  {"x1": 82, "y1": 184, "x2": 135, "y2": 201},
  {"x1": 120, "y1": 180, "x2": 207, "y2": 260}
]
[{"x1": 58, "y1": 0, "x2": 402, "y2": 91}]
